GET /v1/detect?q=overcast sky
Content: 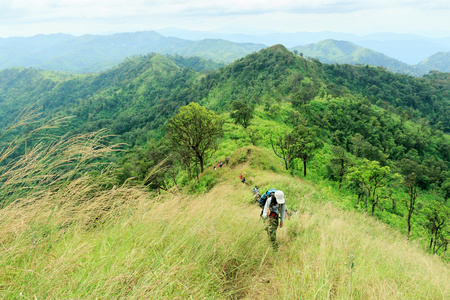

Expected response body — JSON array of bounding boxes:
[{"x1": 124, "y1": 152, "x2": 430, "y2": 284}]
[{"x1": 1, "y1": 0, "x2": 449, "y2": 38}]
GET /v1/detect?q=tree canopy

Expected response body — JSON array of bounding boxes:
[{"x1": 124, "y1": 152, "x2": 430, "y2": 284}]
[{"x1": 168, "y1": 102, "x2": 224, "y2": 174}]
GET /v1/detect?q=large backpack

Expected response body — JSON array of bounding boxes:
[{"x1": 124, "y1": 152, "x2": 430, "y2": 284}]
[{"x1": 258, "y1": 188, "x2": 277, "y2": 208}]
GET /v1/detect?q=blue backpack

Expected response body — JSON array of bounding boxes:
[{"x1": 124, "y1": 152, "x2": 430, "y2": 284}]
[{"x1": 258, "y1": 188, "x2": 277, "y2": 208}]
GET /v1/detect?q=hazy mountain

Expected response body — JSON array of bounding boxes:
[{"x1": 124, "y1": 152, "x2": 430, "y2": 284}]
[
  {"x1": 290, "y1": 39, "x2": 416, "y2": 75},
  {"x1": 355, "y1": 38, "x2": 450, "y2": 65},
  {"x1": 1, "y1": 30, "x2": 449, "y2": 76},
  {"x1": 290, "y1": 39, "x2": 450, "y2": 76},
  {"x1": 417, "y1": 52, "x2": 450, "y2": 73},
  {"x1": 172, "y1": 39, "x2": 265, "y2": 64},
  {"x1": 0, "y1": 31, "x2": 264, "y2": 73},
  {"x1": 157, "y1": 28, "x2": 450, "y2": 65},
  {"x1": 158, "y1": 27, "x2": 359, "y2": 47}
]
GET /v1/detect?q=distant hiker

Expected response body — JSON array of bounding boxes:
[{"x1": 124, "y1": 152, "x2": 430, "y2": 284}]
[
  {"x1": 253, "y1": 186, "x2": 261, "y2": 203},
  {"x1": 253, "y1": 186, "x2": 259, "y2": 193},
  {"x1": 238, "y1": 174, "x2": 243, "y2": 180},
  {"x1": 225, "y1": 157, "x2": 229, "y2": 165},
  {"x1": 213, "y1": 166, "x2": 216, "y2": 170},
  {"x1": 219, "y1": 161, "x2": 223, "y2": 168},
  {"x1": 262, "y1": 190, "x2": 286, "y2": 251},
  {"x1": 241, "y1": 177, "x2": 246, "y2": 184}
]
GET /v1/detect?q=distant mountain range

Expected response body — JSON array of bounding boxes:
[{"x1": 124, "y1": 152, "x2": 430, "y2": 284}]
[
  {"x1": 158, "y1": 28, "x2": 450, "y2": 65},
  {"x1": 290, "y1": 39, "x2": 450, "y2": 76},
  {"x1": 0, "y1": 30, "x2": 449, "y2": 76},
  {"x1": 0, "y1": 31, "x2": 265, "y2": 73}
]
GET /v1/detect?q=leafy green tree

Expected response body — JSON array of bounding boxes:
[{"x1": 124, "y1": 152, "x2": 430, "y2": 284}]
[
  {"x1": 291, "y1": 81, "x2": 319, "y2": 108},
  {"x1": 290, "y1": 124, "x2": 323, "y2": 177},
  {"x1": 328, "y1": 145, "x2": 352, "y2": 189},
  {"x1": 350, "y1": 133, "x2": 365, "y2": 159},
  {"x1": 230, "y1": 100, "x2": 254, "y2": 129},
  {"x1": 117, "y1": 142, "x2": 178, "y2": 193},
  {"x1": 347, "y1": 159, "x2": 400, "y2": 216},
  {"x1": 441, "y1": 176, "x2": 450, "y2": 203},
  {"x1": 168, "y1": 102, "x2": 224, "y2": 174},
  {"x1": 270, "y1": 132, "x2": 294, "y2": 171},
  {"x1": 422, "y1": 201, "x2": 450, "y2": 255},
  {"x1": 402, "y1": 173, "x2": 419, "y2": 240},
  {"x1": 246, "y1": 126, "x2": 260, "y2": 146}
]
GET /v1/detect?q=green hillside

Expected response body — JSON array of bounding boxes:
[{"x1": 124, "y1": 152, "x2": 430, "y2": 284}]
[
  {"x1": 1, "y1": 43, "x2": 449, "y2": 282},
  {"x1": 0, "y1": 54, "x2": 206, "y2": 142}
]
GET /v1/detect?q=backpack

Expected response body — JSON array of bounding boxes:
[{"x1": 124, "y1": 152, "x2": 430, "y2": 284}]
[{"x1": 258, "y1": 188, "x2": 277, "y2": 208}]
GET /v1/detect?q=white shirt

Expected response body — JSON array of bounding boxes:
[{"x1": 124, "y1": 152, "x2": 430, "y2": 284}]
[{"x1": 262, "y1": 195, "x2": 286, "y2": 223}]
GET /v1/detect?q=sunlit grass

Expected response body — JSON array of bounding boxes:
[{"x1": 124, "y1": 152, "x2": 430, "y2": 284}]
[{"x1": 0, "y1": 122, "x2": 448, "y2": 298}]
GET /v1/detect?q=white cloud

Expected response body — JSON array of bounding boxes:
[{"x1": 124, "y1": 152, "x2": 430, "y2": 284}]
[{"x1": 0, "y1": 0, "x2": 449, "y2": 37}]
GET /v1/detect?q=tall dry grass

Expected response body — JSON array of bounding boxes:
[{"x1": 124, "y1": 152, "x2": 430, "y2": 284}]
[
  {"x1": 0, "y1": 127, "x2": 449, "y2": 299},
  {"x1": 239, "y1": 164, "x2": 449, "y2": 300}
]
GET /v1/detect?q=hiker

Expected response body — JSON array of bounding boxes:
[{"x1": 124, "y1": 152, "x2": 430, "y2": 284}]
[
  {"x1": 262, "y1": 190, "x2": 286, "y2": 251},
  {"x1": 219, "y1": 161, "x2": 223, "y2": 168},
  {"x1": 253, "y1": 186, "x2": 261, "y2": 203},
  {"x1": 253, "y1": 186, "x2": 259, "y2": 194},
  {"x1": 238, "y1": 173, "x2": 243, "y2": 180},
  {"x1": 225, "y1": 157, "x2": 229, "y2": 165},
  {"x1": 241, "y1": 177, "x2": 246, "y2": 184}
]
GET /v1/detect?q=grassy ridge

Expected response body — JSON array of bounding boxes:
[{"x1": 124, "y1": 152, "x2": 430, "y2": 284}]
[{"x1": 1, "y1": 141, "x2": 448, "y2": 299}]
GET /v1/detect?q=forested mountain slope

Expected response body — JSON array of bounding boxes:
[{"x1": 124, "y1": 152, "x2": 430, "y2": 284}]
[
  {"x1": 0, "y1": 54, "x2": 205, "y2": 143},
  {"x1": 2, "y1": 44, "x2": 449, "y2": 143},
  {"x1": 199, "y1": 44, "x2": 450, "y2": 132}
]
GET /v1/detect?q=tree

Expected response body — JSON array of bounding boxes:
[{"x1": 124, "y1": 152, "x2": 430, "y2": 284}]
[
  {"x1": 402, "y1": 173, "x2": 418, "y2": 240},
  {"x1": 350, "y1": 133, "x2": 365, "y2": 159},
  {"x1": 328, "y1": 145, "x2": 352, "y2": 189},
  {"x1": 290, "y1": 124, "x2": 323, "y2": 177},
  {"x1": 117, "y1": 141, "x2": 178, "y2": 193},
  {"x1": 168, "y1": 102, "x2": 224, "y2": 174},
  {"x1": 270, "y1": 132, "x2": 294, "y2": 171},
  {"x1": 347, "y1": 159, "x2": 400, "y2": 216},
  {"x1": 291, "y1": 81, "x2": 319, "y2": 108},
  {"x1": 230, "y1": 100, "x2": 254, "y2": 129},
  {"x1": 246, "y1": 126, "x2": 260, "y2": 146},
  {"x1": 422, "y1": 201, "x2": 450, "y2": 255},
  {"x1": 441, "y1": 171, "x2": 450, "y2": 202}
]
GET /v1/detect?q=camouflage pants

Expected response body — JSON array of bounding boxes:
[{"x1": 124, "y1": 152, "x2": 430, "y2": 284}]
[{"x1": 265, "y1": 212, "x2": 279, "y2": 250}]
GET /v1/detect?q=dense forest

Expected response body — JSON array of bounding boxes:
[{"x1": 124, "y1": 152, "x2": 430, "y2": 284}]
[{"x1": 1, "y1": 44, "x2": 449, "y2": 258}]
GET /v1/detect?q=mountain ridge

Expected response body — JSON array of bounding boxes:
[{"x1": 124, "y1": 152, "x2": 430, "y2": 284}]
[
  {"x1": 0, "y1": 31, "x2": 264, "y2": 73},
  {"x1": 1, "y1": 31, "x2": 449, "y2": 75},
  {"x1": 291, "y1": 39, "x2": 450, "y2": 76}
]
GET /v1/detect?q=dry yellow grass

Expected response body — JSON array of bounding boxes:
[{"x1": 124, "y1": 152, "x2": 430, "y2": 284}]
[{"x1": 0, "y1": 136, "x2": 448, "y2": 299}]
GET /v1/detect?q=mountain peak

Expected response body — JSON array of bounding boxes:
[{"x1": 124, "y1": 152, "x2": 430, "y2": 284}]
[{"x1": 266, "y1": 44, "x2": 290, "y2": 53}]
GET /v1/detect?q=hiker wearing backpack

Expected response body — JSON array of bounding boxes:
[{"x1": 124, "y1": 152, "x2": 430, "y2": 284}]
[{"x1": 261, "y1": 190, "x2": 286, "y2": 250}]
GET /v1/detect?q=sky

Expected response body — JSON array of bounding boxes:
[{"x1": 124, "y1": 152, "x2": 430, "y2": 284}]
[{"x1": 1, "y1": 0, "x2": 449, "y2": 38}]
